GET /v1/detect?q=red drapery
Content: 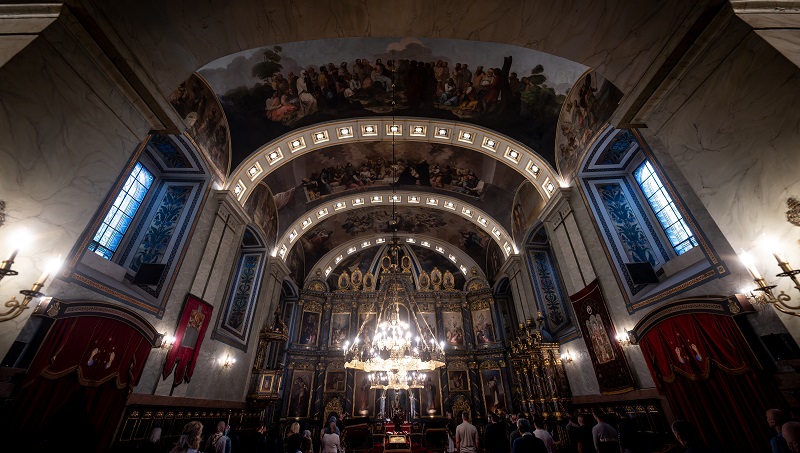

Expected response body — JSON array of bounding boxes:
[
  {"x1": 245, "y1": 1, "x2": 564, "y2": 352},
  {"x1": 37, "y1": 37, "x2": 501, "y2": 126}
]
[
  {"x1": 11, "y1": 315, "x2": 152, "y2": 452},
  {"x1": 639, "y1": 313, "x2": 779, "y2": 453}
]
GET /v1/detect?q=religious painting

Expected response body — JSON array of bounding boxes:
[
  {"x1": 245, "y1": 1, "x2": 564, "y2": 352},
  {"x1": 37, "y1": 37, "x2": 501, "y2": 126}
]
[
  {"x1": 259, "y1": 374, "x2": 274, "y2": 392},
  {"x1": 570, "y1": 278, "x2": 635, "y2": 394},
  {"x1": 480, "y1": 369, "x2": 506, "y2": 414},
  {"x1": 329, "y1": 313, "x2": 351, "y2": 348},
  {"x1": 199, "y1": 38, "x2": 587, "y2": 171},
  {"x1": 168, "y1": 73, "x2": 230, "y2": 182},
  {"x1": 380, "y1": 389, "x2": 408, "y2": 420},
  {"x1": 442, "y1": 311, "x2": 465, "y2": 347},
  {"x1": 324, "y1": 370, "x2": 347, "y2": 393},
  {"x1": 357, "y1": 312, "x2": 378, "y2": 344},
  {"x1": 286, "y1": 245, "x2": 306, "y2": 288},
  {"x1": 298, "y1": 206, "x2": 492, "y2": 273},
  {"x1": 555, "y1": 70, "x2": 624, "y2": 184},
  {"x1": 420, "y1": 373, "x2": 442, "y2": 416},
  {"x1": 244, "y1": 182, "x2": 278, "y2": 249},
  {"x1": 287, "y1": 369, "x2": 314, "y2": 418},
  {"x1": 416, "y1": 312, "x2": 437, "y2": 344},
  {"x1": 354, "y1": 371, "x2": 375, "y2": 416},
  {"x1": 163, "y1": 293, "x2": 213, "y2": 387},
  {"x1": 486, "y1": 242, "x2": 505, "y2": 285},
  {"x1": 448, "y1": 370, "x2": 469, "y2": 392},
  {"x1": 297, "y1": 308, "x2": 321, "y2": 346},
  {"x1": 472, "y1": 308, "x2": 496, "y2": 345},
  {"x1": 511, "y1": 180, "x2": 546, "y2": 246}
]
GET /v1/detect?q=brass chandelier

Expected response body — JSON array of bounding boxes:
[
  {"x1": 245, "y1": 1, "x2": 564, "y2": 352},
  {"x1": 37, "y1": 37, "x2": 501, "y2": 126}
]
[{"x1": 342, "y1": 70, "x2": 444, "y2": 389}]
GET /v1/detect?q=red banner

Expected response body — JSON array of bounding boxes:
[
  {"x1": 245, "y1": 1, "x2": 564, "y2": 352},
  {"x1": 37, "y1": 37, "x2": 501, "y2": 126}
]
[
  {"x1": 163, "y1": 293, "x2": 213, "y2": 386},
  {"x1": 570, "y1": 278, "x2": 635, "y2": 394}
]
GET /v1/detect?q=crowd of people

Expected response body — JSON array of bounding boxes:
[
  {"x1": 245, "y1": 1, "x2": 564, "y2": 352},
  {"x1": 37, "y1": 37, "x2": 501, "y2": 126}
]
[
  {"x1": 124, "y1": 405, "x2": 800, "y2": 453},
  {"x1": 301, "y1": 158, "x2": 485, "y2": 202},
  {"x1": 259, "y1": 55, "x2": 555, "y2": 126}
]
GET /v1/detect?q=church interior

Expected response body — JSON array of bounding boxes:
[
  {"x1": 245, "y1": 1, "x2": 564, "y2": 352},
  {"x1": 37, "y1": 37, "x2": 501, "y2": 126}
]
[{"x1": 2, "y1": 1, "x2": 800, "y2": 452}]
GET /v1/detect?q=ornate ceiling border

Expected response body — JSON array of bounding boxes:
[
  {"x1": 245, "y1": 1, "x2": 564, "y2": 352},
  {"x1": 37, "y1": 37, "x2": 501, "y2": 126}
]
[
  {"x1": 225, "y1": 117, "x2": 561, "y2": 205},
  {"x1": 273, "y1": 190, "x2": 514, "y2": 262}
]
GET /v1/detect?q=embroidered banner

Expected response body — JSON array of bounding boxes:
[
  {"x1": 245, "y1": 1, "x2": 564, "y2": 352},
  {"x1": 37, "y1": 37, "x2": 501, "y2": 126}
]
[
  {"x1": 163, "y1": 293, "x2": 213, "y2": 386},
  {"x1": 570, "y1": 278, "x2": 635, "y2": 394}
]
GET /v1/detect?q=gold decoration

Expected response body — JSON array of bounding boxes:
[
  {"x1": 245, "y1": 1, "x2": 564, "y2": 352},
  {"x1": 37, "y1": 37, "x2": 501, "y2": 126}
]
[
  {"x1": 363, "y1": 271, "x2": 375, "y2": 291},
  {"x1": 325, "y1": 397, "x2": 344, "y2": 418},
  {"x1": 471, "y1": 299, "x2": 490, "y2": 311},
  {"x1": 431, "y1": 268, "x2": 443, "y2": 291},
  {"x1": 419, "y1": 271, "x2": 431, "y2": 291},
  {"x1": 447, "y1": 360, "x2": 468, "y2": 370},
  {"x1": 452, "y1": 395, "x2": 471, "y2": 420},
  {"x1": 303, "y1": 300, "x2": 322, "y2": 313},
  {"x1": 338, "y1": 271, "x2": 351, "y2": 290},
  {"x1": 351, "y1": 268, "x2": 363, "y2": 290},
  {"x1": 479, "y1": 360, "x2": 500, "y2": 370},
  {"x1": 443, "y1": 270, "x2": 455, "y2": 291}
]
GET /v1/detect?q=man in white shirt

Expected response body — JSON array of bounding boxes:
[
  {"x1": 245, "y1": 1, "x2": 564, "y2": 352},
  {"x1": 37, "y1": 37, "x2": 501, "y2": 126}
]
[
  {"x1": 455, "y1": 411, "x2": 479, "y2": 453},
  {"x1": 532, "y1": 418, "x2": 557, "y2": 453}
]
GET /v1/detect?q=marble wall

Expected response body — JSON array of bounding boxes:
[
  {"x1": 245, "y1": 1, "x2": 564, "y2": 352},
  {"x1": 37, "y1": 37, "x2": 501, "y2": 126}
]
[
  {"x1": 0, "y1": 21, "x2": 150, "y2": 354},
  {"x1": 645, "y1": 22, "x2": 800, "y2": 343}
]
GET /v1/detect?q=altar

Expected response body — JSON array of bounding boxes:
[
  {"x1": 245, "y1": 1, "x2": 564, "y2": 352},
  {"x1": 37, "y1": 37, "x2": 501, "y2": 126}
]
[{"x1": 384, "y1": 431, "x2": 412, "y2": 453}]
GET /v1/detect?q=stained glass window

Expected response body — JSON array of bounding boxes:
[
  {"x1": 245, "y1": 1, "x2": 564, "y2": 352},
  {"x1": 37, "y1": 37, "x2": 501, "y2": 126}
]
[
  {"x1": 633, "y1": 160, "x2": 697, "y2": 255},
  {"x1": 88, "y1": 162, "x2": 154, "y2": 259}
]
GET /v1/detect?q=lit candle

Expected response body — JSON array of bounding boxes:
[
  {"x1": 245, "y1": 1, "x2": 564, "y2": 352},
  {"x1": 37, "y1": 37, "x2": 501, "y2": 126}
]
[
  {"x1": 773, "y1": 251, "x2": 789, "y2": 265},
  {"x1": 740, "y1": 252, "x2": 763, "y2": 280},
  {"x1": 35, "y1": 255, "x2": 62, "y2": 287},
  {"x1": 746, "y1": 264, "x2": 763, "y2": 281}
]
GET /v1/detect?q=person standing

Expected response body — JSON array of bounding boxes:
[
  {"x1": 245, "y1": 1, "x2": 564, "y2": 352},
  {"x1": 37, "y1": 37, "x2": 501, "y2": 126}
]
[
  {"x1": 484, "y1": 413, "x2": 511, "y2": 453},
  {"x1": 576, "y1": 415, "x2": 595, "y2": 453},
  {"x1": 591, "y1": 411, "x2": 618, "y2": 453},
  {"x1": 456, "y1": 411, "x2": 479, "y2": 453},
  {"x1": 783, "y1": 421, "x2": 800, "y2": 453},
  {"x1": 532, "y1": 417, "x2": 557, "y2": 453},
  {"x1": 768, "y1": 409, "x2": 791, "y2": 453},
  {"x1": 169, "y1": 421, "x2": 204, "y2": 453},
  {"x1": 321, "y1": 420, "x2": 342, "y2": 453},
  {"x1": 205, "y1": 421, "x2": 231, "y2": 453},
  {"x1": 511, "y1": 419, "x2": 547, "y2": 453}
]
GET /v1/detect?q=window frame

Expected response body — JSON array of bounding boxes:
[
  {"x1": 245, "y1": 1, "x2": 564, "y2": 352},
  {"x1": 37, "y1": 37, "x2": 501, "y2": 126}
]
[
  {"x1": 88, "y1": 161, "x2": 155, "y2": 260},
  {"x1": 632, "y1": 159, "x2": 698, "y2": 256}
]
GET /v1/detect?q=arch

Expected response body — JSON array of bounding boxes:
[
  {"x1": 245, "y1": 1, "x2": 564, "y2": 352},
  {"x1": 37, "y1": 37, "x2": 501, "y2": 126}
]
[
  {"x1": 311, "y1": 233, "x2": 486, "y2": 281},
  {"x1": 273, "y1": 190, "x2": 514, "y2": 261},
  {"x1": 226, "y1": 118, "x2": 560, "y2": 202}
]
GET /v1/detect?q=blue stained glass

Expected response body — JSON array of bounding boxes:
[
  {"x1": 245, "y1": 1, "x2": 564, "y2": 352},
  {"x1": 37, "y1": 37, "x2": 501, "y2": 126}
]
[
  {"x1": 88, "y1": 162, "x2": 154, "y2": 260},
  {"x1": 634, "y1": 160, "x2": 697, "y2": 256}
]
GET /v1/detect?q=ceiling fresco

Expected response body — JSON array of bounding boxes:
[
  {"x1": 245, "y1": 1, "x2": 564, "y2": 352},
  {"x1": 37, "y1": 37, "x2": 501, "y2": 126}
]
[
  {"x1": 512, "y1": 180, "x2": 546, "y2": 246},
  {"x1": 265, "y1": 141, "x2": 525, "y2": 236},
  {"x1": 198, "y1": 37, "x2": 587, "y2": 170},
  {"x1": 291, "y1": 205, "x2": 497, "y2": 282},
  {"x1": 243, "y1": 182, "x2": 278, "y2": 249}
]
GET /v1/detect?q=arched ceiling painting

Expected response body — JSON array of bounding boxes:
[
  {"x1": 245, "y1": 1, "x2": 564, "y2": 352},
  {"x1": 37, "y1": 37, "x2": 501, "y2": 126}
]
[
  {"x1": 243, "y1": 182, "x2": 278, "y2": 249},
  {"x1": 288, "y1": 205, "x2": 499, "y2": 286},
  {"x1": 512, "y1": 180, "x2": 546, "y2": 247},
  {"x1": 198, "y1": 37, "x2": 588, "y2": 170},
  {"x1": 264, "y1": 141, "x2": 525, "y2": 237}
]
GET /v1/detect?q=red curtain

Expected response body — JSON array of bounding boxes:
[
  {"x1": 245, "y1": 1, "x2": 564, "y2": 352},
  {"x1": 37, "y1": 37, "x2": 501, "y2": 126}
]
[
  {"x1": 11, "y1": 316, "x2": 152, "y2": 452},
  {"x1": 639, "y1": 313, "x2": 779, "y2": 453}
]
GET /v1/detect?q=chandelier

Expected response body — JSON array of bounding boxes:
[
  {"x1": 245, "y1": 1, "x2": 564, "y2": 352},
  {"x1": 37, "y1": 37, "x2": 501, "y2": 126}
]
[{"x1": 342, "y1": 250, "x2": 446, "y2": 382}]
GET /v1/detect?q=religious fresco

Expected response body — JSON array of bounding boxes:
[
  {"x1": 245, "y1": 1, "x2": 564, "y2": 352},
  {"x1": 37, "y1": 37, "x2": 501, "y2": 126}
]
[
  {"x1": 325, "y1": 248, "x2": 378, "y2": 288},
  {"x1": 243, "y1": 182, "x2": 278, "y2": 249},
  {"x1": 420, "y1": 373, "x2": 442, "y2": 416},
  {"x1": 472, "y1": 308, "x2": 496, "y2": 345},
  {"x1": 297, "y1": 206, "x2": 491, "y2": 277},
  {"x1": 447, "y1": 370, "x2": 469, "y2": 392},
  {"x1": 442, "y1": 311, "x2": 465, "y2": 347},
  {"x1": 286, "y1": 245, "x2": 306, "y2": 287},
  {"x1": 268, "y1": 142, "x2": 524, "y2": 237},
  {"x1": 354, "y1": 370, "x2": 375, "y2": 416},
  {"x1": 198, "y1": 37, "x2": 587, "y2": 169},
  {"x1": 511, "y1": 180, "x2": 546, "y2": 245},
  {"x1": 168, "y1": 73, "x2": 231, "y2": 181},
  {"x1": 287, "y1": 369, "x2": 314, "y2": 418},
  {"x1": 480, "y1": 369, "x2": 506, "y2": 414},
  {"x1": 555, "y1": 70, "x2": 623, "y2": 184},
  {"x1": 328, "y1": 312, "x2": 350, "y2": 348},
  {"x1": 297, "y1": 309, "x2": 321, "y2": 346}
]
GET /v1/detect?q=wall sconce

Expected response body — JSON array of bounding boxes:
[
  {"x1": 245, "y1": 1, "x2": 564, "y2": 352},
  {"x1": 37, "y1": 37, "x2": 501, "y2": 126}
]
[
  {"x1": 560, "y1": 350, "x2": 574, "y2": 363},
  {"x1": 740, "y1": 249, "x2": 800, "y2": 317},
  {"x1": 0, "y1": 238, "x2": 62, "y2": 323},
  {"x1": 159, "y1": 334, "x2": 176, "y2": 350},
  {"x1": 218, "y1": 354, "x2": 236, "y2": 369},
  {"x1": 616, "y1": 331, "x2": 631, "y2": 347}
]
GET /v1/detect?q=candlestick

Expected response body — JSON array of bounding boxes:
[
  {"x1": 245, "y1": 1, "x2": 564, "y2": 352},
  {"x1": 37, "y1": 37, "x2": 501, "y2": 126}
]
[
  {"x1": 774, "y1": 252, "x2": 789, "y2": 265},
  {"x1": 747, "y1": 265, "x2": 763, "y2": 281}
]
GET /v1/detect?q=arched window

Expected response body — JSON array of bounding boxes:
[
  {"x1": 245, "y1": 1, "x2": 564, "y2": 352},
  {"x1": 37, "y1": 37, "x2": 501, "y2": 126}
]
[
  {"x1": 88, "y1": 162, "x2": 154, "y2": 259},
  {"x1": 633, "y1": 160, "x2": 697, "y2": 255}
]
